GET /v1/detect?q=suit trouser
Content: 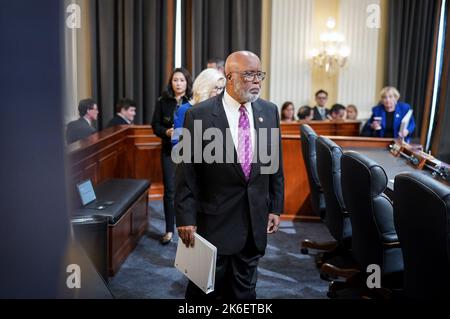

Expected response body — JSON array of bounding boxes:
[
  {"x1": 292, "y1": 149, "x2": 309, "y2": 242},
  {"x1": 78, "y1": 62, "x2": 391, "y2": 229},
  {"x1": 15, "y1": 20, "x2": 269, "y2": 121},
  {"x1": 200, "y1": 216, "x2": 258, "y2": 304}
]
[
  {"x1": 161, "y1": 151, "x2": 175, "y2": 233},
  {"x1": 185, "y1": 229, "x2": 263, "y2": 300}
]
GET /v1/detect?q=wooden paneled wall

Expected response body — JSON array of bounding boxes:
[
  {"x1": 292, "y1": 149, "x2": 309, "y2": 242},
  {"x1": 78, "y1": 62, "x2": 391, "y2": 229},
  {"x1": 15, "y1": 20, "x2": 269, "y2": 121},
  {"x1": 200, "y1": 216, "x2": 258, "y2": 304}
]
[{"x1": 67, "y1": 126, "x2": 163, "y2": 203}]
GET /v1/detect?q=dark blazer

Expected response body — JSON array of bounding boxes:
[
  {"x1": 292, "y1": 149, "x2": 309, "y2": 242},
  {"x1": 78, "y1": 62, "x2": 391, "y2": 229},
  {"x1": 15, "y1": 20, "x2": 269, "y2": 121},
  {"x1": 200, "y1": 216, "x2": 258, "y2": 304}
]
[
  {"x1": 312, "y1": 106, "x2": 329, "y2": 121},
  {"x1": 66, "y1": 117, "x2": 96, "y2": 144},
  {"x1": 361, "y1": 102, "x2": 415, "y2": 142},
  {"x1": 152, "y1": 96, "x2": 190, "y2": 155},
  {"x1": 107, "y1": 115, "x2": 129, "y2": 128},
  {"x1": 175, "y1": 94, "x2": 285, "y2": 255}
]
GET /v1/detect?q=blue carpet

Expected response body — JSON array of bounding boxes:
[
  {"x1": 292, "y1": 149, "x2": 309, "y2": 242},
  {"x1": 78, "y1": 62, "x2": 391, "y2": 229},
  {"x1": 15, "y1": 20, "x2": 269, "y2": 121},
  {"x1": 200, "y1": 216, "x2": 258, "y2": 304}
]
[{"x1": 109, "y1": 201, "x2": 333, "y2": 299}]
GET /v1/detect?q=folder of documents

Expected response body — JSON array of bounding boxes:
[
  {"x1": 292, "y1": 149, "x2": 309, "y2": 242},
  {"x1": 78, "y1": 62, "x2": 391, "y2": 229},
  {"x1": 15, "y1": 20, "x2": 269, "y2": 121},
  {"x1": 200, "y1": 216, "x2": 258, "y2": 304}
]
[
  {"x1": 174, "y1": 233, "x2": 217, "y2": 294},
  {"x1": 399, "y1": 109, "x2": 413, "y2": 138}
]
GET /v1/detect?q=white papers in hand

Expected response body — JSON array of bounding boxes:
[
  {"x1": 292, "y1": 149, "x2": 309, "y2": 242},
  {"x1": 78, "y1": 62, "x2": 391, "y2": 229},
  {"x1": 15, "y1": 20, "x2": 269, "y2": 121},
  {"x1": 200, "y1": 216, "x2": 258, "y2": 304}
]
[
  {"x1": 399, "y1": 109, "x2": 413, "y2": 138},
  {"x1": 174, "y1": 233, "x2": 217, "y2": 294}
]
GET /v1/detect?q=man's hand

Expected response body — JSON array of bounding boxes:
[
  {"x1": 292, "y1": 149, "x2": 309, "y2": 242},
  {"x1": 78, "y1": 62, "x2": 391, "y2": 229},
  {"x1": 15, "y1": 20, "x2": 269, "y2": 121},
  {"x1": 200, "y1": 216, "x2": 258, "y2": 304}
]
[
  {"x1": 267, "y1": 214, "x2": 280, "y2": 234},
  {"x1": 177, "y1": 225, "x2": 197, "y2": 248}
]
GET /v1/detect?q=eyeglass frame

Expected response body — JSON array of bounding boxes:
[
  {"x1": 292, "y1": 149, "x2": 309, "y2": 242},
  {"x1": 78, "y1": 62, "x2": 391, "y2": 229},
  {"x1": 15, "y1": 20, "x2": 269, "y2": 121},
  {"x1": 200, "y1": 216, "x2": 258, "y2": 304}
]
[
  {"x1": 227, "y1": 71, "x2": 266, "y2": 82},
  {"x1": 211, "y1": 85, "x2": 225, "y2": 94}
]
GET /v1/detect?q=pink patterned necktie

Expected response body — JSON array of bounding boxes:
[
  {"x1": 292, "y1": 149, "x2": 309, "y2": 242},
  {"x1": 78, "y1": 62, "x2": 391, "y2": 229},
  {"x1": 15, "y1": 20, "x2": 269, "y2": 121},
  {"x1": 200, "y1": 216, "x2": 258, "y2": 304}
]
[{"x1": 238, "y1": 105, "x2": 252, "y2": 181}]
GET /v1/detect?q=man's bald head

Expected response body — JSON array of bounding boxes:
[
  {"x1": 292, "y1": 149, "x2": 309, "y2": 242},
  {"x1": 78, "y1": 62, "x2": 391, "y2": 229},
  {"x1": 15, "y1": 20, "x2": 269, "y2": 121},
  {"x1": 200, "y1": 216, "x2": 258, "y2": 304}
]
[
  {"x1": 225, "y1": 51, "x2": 261, "y2": 76},
  {"x1": 225, "y1": 51, "x2": 262, "y2": 104}
]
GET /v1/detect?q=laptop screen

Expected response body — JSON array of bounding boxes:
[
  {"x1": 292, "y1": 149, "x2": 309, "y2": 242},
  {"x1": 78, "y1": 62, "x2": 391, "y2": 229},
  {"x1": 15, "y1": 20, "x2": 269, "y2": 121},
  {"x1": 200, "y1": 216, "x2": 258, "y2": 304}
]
[{"x1": 77, "y1": 179, "x2": 96, "y2": 206}]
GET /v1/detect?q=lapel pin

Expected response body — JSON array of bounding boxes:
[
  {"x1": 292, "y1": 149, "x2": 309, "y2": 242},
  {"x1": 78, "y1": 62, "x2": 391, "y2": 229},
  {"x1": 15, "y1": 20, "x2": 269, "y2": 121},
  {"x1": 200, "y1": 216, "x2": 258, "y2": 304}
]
[{"x1": 259, "y1": 117, "x2": 264, "y2": 123}]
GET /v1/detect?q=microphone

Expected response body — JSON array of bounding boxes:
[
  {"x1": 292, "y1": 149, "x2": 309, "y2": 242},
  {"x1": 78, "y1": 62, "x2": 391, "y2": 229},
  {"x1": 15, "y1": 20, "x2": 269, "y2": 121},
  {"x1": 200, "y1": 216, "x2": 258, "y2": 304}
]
[{"x1": 409, "y1": 156, "x2": 420, "y2": 166}]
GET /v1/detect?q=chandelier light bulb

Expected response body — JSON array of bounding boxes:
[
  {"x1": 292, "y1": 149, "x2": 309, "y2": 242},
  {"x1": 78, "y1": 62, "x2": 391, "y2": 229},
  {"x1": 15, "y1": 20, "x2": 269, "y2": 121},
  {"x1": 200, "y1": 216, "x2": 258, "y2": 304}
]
[
  {"x1": 320, "y1": 32, "x2": 330, "y2": 42},
  {"x1": 325, "y1": 46, "x2": 337, "y2": 56},
  {"x1": 310, "y1": 48, "x2": 320, "y2": 57},
  {"x1": 326, "y1": 17, "x2": 336, "y2": 30},
  {"x1": 339, "y1": 46, "x2": 351, "y2": 58}
]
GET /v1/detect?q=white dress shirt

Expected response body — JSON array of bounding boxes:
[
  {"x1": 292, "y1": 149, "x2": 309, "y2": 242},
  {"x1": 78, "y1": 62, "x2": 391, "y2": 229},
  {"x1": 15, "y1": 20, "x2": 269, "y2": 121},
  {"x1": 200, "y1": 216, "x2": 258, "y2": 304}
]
[
  {"x1": 83, "y1": 116, "x2": 92, "y2": 126},
  {"x1": 317, "y1": 106, "x2": 326, "y2": 119},
  {"x1": 222, "y1": 90, "x2": 256, "y2": 154}
]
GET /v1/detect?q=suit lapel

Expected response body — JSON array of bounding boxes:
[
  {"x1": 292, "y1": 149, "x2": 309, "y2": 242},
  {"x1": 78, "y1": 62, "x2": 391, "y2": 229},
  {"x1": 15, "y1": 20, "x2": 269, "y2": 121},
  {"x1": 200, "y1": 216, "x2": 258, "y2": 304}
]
[
  {"x1": 249, "y1": 101, "x2": 264, "y2": 181},
  {"x1": 211, "y1": 95, "x2": 247, "y2": 183}
]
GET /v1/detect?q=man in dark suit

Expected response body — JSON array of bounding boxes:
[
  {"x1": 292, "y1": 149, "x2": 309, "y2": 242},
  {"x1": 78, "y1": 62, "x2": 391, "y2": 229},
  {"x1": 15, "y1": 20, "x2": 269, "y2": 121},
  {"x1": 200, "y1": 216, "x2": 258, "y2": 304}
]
[
  {"x1": 175, "y1": 51, "x2": 284, "y2": 299},
  {"x1": 107, "y1": 98, "x2": 136, "y2": 127},
  {"x1": 66, "y1": 99, "x2": 98, "y2": 144},
  {"x1": 312, "y1": 89, "x2": 330, "y2": 120}
]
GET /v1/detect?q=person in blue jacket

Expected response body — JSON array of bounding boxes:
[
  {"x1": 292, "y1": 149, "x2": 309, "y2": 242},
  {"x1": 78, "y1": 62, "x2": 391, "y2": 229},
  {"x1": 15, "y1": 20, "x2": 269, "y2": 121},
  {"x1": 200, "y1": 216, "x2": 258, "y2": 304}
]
[
  {"x1": 362, "y1": 86, "x2": 415, "y2": 141},
  {"x1": 172, "y1": 68, "x2": 226, "y2": 145}
]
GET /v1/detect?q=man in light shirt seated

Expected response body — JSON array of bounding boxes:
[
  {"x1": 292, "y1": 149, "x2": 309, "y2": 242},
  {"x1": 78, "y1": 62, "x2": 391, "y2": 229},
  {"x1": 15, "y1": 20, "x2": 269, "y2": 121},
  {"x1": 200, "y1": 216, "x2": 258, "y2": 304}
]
[{"x1": 312, "y1": 89, "x2": 330, "y2": 120}]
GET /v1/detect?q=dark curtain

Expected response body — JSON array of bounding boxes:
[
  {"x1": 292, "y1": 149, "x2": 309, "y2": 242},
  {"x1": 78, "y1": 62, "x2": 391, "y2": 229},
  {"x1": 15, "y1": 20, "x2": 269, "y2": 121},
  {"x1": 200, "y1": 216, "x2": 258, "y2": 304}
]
[
  {"x1": 183, "y1": 0, "x2": 262, "y2": 77},
  {"x1": 90, "y1": 0, "x2": 176, "y2": 129},
  {"x1": 387, "y1": 0, "x2": 440, "y2": 138}
]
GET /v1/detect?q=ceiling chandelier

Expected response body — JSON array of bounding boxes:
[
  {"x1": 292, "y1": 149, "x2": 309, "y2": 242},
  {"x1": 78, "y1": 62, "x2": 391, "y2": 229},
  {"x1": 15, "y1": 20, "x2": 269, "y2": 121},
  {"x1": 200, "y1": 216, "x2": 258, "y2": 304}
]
[{"x1": 310, "y1": 17, "x2": 350, "y2": 73}]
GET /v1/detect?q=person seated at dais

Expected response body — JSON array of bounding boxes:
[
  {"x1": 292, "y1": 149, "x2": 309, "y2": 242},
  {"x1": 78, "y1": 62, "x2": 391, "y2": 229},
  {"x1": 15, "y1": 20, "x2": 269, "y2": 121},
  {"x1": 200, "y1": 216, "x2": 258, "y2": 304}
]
[
  {"x1": 346, "y1": 104, "x2": 358, "y2": 120},
  {"x1": 297, "y1": 105, "x2": 313, "y2": 121},
  {"x1": 107, "y1": 98, "x2": 136, "y2": 127},
  {"x1": 66, "y1": 98, "x2": 99, "y2": 144},
  {"x1": 312, "y1": 89, "x2": 330, "y2": 120},
  {"x1": 280, "y1": 101, "x2": 295, "y2": 123},
  {"x1": 328, "y1": 103, "x2": 346, "y2": 120},
  {"x1": 362, "y1": 86, "x2": 415, "y2": 141}
]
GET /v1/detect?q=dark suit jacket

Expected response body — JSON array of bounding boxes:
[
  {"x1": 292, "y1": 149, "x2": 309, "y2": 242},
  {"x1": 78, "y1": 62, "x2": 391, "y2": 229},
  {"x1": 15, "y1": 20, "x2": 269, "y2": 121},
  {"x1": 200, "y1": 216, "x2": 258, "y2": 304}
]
[
  {"x1": 175, "y1": 94, "x2": 285, "y2": 255},
  {"x1": 107, "y1": 115, "x2": 129, "y2": 128},
  {"x1": 361, "y1": 102, "x2": 415, "y2": 142},
  {"x1": 66, "y1": 117, "x2": 96, "y2": 144},
  {"x1": 152, "y1": 96, "x2": 190, "y2": 155},
  {"x1": 312, "y1": 106, "x2": 329, "y2": 121}
]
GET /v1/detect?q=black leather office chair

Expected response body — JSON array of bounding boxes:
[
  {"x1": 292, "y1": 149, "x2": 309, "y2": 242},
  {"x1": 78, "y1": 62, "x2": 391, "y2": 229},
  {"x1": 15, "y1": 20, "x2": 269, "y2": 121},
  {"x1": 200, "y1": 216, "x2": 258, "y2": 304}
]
[
  {"x1": 300, "y1": 124, "x2": 336, "y2": 255},
  {"x1": 394, "y1": 172, "x2": 450, "y2": 299},
  {"x1": 315, "y1": 137, "x2": 357, "y2": 278},
  {"x1": 300, "y1": 124, "x2": 325, "y2": 218},
  {"x1": 337, "y1": 151, "x2": 403, "y2": 296}
]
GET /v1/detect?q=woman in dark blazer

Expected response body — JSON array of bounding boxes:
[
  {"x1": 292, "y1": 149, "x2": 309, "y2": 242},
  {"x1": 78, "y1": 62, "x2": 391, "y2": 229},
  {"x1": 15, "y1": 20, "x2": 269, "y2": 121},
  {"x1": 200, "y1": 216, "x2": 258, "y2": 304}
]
[{"x1": 152, "y1": 67, "x2": 193, "y2": 244}]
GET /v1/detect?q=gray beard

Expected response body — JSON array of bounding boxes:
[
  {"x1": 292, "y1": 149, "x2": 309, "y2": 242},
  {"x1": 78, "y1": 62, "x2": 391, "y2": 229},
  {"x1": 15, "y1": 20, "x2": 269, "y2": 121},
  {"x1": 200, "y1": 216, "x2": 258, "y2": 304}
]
[{"x1": 234, "y1": 80, "x2": 260, "y2": 103}]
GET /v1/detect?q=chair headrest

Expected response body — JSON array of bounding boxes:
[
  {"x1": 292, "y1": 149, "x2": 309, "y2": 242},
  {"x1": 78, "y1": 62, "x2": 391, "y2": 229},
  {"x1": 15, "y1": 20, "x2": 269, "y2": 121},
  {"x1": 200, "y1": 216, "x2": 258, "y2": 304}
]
[
  {"x1": 317, "y1": 136, "x2": 342, "y2": 157},
  {"x1": 342, "y1": 151, "x2": 388, "y2": 196},
  {"x1": 395, "y1": 172, "x2": 450, "y2": 201},
  {"x1": 300, "y1": 124, "x2": 317, "y2": 140}
]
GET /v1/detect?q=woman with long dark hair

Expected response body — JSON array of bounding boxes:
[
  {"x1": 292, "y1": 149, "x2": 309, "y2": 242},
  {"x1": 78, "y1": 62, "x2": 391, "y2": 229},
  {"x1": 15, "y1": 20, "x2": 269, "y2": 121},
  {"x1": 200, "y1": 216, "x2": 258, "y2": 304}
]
[
  {"x1": 152, "y1": 67, "x2": 193, "y2": 244},
  {"x1": 280, "y1": 101, "x2": 295, "y2": 123}
]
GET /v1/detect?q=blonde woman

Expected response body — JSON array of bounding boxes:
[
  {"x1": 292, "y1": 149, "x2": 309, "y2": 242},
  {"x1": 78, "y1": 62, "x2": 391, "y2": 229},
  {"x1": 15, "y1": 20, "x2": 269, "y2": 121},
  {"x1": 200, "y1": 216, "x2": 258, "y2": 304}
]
[
  {"x1": 172, "y1": 68, "x2": 226, "y2": 145},
  {"x1": 346, "y1": 104, "x2": 358, "y2": 120},
  {"x1": 362, "y1": 86, "x2": 415, "y2": 141}
]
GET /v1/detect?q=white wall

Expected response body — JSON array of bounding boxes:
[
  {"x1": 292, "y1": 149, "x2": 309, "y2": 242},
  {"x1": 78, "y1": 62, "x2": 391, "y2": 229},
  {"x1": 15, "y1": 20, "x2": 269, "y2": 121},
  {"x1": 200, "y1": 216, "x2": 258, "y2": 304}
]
[
  {"x1": 338, "y1": 0, "x2": 380, "y2": 120},
  {"x1": 269, "y1": 0, "x2": 314, "y2": 111}
]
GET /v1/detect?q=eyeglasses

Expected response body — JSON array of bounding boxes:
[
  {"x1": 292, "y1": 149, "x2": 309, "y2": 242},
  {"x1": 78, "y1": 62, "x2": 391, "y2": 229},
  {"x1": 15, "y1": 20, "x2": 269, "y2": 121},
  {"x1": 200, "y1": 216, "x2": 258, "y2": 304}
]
[
  {"x1": 228, "y1": 71, "x2": 266, "y2": 82},
  {"x1": 212, "y1": 86, "x2": 225, "y2": 93}
]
